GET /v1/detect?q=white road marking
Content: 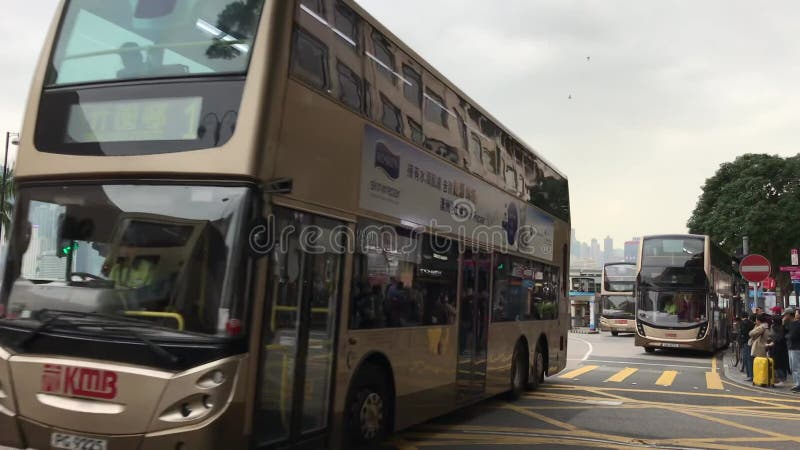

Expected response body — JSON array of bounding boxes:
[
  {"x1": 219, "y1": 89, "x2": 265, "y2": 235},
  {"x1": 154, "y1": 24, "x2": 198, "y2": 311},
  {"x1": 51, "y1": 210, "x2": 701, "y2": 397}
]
[{"x1": 571, "y1": 336, "x2": 594, "y2": 362}]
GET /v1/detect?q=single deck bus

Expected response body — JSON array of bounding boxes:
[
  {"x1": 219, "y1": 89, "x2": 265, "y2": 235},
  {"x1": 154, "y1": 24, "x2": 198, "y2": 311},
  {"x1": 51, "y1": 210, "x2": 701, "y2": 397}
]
[
  {"x1": 599, "y1": 262, "x2": 636, "y2": 336},
  {"x1": 634, "y1": 235, "x2": 732, "y2": 353},
  {"x1": 0, "y1": 1, "x2": 571, "y2": 449}
]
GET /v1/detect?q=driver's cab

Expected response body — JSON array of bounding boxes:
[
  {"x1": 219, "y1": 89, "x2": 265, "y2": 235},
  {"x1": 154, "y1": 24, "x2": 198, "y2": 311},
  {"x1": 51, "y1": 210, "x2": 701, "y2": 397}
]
[{"x1": 8, "y1": 208, "x2": 218, "y2": 332}]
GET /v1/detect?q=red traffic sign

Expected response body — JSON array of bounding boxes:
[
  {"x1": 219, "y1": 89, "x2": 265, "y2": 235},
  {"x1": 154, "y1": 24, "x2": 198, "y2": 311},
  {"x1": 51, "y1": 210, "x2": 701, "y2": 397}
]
[
  {"x1": 740, "y1": 254, "x2": 771, "y2": 283},
  {"x1": 763, "y1": 277, "x2": 776, "y2": 290}
]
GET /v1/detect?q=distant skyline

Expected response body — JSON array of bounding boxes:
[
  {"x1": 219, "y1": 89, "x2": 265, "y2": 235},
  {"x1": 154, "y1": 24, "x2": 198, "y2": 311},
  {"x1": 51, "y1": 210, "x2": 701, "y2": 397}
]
[{"x1": 3, "y1": 2, "x2": 800, "y2": 245}]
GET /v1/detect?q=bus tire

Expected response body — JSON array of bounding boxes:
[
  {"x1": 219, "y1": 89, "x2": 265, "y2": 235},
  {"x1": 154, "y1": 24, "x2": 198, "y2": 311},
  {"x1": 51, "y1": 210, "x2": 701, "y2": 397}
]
[
  {"x1": 527, "y1": 342, "x2": 545, "y2": 391},
  {"x1": 345, "y1": 363, "x2": 392, "y2": 447},
  {"x1": 644, "y1": 347, "x2": 655, "y2": 353},
  {"x1": 611, "y1": 331, "x2": 619, "y2": 337},
  {"x1": 505, "y1": 342, "x2": 528, "y2": 400}
]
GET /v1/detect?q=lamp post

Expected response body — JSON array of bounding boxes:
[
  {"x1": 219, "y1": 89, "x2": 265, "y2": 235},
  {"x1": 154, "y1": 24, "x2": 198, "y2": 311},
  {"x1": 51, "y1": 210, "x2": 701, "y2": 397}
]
[{"x1": 1, "y1": 132, "x2": 19, "y2": 241}]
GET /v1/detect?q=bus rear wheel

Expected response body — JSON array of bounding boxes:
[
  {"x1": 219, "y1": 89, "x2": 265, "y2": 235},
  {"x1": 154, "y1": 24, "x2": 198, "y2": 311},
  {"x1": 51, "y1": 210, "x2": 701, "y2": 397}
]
[
  {"x1": 611, "y1": 331, "x2": 619, "y2": 337},
  {"x1": 505, "y1": 342, "x2": 529, "y2": 400},
  {"x1": 345, "y1": 364, "x2": 392, "y2": 447},
  {"x1": 527, "y1": 342, "x2": 545, "y2": 391}
]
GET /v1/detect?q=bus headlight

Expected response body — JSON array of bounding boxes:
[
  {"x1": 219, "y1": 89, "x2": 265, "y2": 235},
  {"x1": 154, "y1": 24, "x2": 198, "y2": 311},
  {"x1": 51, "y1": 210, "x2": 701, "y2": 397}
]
[
  {"x1": 636, "y1": 321, "x2": 645, "y2": 336},
  {"x1": 697, "y1": 324, "x2": 708, "y2": 339}
]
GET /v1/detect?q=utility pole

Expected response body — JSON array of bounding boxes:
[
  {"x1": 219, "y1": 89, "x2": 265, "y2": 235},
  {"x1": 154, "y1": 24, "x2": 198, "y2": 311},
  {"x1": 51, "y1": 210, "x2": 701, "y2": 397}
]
[{"x1": 743, "y1": 236, "x2": 750, "y2": 312}]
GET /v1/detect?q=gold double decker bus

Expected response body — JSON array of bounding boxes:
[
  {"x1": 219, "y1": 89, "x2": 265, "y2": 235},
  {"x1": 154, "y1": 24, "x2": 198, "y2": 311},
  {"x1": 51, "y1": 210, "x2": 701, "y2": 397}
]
[
  {"x1": 599, "y1": 262, "x2": 636, "y2": 336},
  {"x1": 634, "y1": 235, "x2": 732, "y2": 354},
  {"x1": 0, "y1": 1, "x2": 571, "y2": 449}
]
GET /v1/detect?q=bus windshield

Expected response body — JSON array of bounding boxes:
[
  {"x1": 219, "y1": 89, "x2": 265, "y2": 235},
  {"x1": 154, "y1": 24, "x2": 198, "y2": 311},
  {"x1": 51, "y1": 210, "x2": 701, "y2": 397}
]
[
  {"x1": 603, "y1": 264, "x2": 635, "y2": 292},
  {"x1": 638, "y1": 289, "x2": 707, "y2": 327},
  {"x1": 640, "y1": 236, "x2": 706, "y2": 288},
  {"x1": 0, "y1": 184, "x2": 252, "y2": 339},
  {"x1": 602, "y1": 295, "x2": 635, "y2": 318},
  {"x1": 47, "y1": 0, "x2": 266, "y2": 86},
  {"x1": 571, "y1": 276, "x2": 598, "y2": 293}
]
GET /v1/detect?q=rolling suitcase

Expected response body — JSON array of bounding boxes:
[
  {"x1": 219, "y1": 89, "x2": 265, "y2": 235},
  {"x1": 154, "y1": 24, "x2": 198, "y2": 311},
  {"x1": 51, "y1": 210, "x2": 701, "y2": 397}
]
[{"x1": 753, "y1": 356, "x2": 775, "y2": 387}]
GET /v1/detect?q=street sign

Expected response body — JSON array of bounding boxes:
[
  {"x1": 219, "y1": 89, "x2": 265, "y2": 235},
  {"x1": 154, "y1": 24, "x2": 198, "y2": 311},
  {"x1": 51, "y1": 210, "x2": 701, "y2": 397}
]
[
  {"x1": 781, "y1": 266, "x2": 800, "y2": 272},
  {"x1": 792, "y1": 249, "x2": 799, "y2": 266},
  {"x1": 740, "y1": 254, "x2": 771, "y2": 283},
  {"x1": 763, "y1": 277, "x2": 776, "y2": 290}
]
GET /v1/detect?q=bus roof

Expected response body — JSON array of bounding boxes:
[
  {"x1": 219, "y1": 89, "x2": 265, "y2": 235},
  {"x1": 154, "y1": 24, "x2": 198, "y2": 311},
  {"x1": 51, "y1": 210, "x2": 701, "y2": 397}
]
[{"x1": 348, "y1": 0, "x2": 567, "y2": 180}]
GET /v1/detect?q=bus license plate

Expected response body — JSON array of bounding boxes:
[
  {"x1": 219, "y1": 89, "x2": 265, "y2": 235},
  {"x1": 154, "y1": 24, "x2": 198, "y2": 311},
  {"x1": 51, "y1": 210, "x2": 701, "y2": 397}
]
[
  {"x1": 661, "y1": 343, "x2": 680, "y2": 348},
  {"x1": 51, "y1": 432, "x2": 107, "y2": 450},
  {"x1": 614, "y1": 320, "x2": 627, "y2": 324}
]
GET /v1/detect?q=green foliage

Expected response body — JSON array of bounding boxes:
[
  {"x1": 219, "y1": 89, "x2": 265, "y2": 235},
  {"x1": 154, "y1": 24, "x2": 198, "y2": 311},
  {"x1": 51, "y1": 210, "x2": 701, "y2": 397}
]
[
  {"x1": 1, "y1": 166, "x2": 13, "y2": 240},
  {"x1": 687, "y1": 153, "x2": 800, "y2": 291}
]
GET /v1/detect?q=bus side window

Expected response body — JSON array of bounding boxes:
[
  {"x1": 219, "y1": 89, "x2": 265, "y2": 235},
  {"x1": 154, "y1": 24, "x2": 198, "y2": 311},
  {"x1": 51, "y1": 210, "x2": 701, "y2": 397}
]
[
  {"x1": 350, "y1": 226, "x2": 457, "y2": 329},
  {"x1": 291, "y1": 27, "x2": 330, "y2": 91}
]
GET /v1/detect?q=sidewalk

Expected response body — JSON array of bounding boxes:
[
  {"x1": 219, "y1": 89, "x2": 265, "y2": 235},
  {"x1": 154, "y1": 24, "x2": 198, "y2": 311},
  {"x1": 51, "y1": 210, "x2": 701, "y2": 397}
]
[
  {"x1": 569, "y1": 327, "x2": 599, "y2": 334},
  {"x1": 722, "y1": 348, "x2": 797, "y2": 394}
]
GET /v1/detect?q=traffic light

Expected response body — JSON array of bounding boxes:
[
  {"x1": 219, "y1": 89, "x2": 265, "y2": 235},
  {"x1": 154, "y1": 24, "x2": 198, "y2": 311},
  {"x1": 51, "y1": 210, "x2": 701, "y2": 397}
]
[{"x1": 59, "y1": 241, "x2": 78, "y2": 257}]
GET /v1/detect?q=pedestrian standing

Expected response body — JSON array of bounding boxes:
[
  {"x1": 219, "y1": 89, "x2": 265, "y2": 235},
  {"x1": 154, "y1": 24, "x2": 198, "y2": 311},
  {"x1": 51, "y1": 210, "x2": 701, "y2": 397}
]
[
  {"x1": 787, "y1": 309, "x2": 800, "y2": 392},
  {"x1": 740, "y1": 313, "x2": 755, "y2": 379},
  {"x1": 767, "y1": 313, "x2": 789, "y2": 386},
  {"x1": 748, "y1": 314, "x2": 770, "y2": 382}
]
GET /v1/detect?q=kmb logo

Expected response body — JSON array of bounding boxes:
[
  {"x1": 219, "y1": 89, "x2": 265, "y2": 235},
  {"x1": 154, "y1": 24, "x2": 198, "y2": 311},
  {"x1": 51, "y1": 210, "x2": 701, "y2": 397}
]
[{"x1": 41, "y1": 364, "x2": 118, "y2": 400}]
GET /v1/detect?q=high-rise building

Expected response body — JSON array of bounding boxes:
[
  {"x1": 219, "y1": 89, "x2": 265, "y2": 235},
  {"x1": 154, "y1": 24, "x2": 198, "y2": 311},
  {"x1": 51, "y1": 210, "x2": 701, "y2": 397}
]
[
  {"x1": 21, "y1": 225, "x2": 41, "y2": 279},
  {"x1": 624, "y1": 238, "x2": 640, "y2": 263},
  {"x1": 603, "y1": 235, "x2": 613, "y2": 265},
  {"x1": 24, "y1": 202, "x2": 68, "y2": 280},
  {"x1": 581, "y1": 242, "x2": 590, "y2": 259},
  {"x1": 590, "y1": 238, "x2": 600, "y2": 264},
  {"x1": 571, "y1": 228, "x2": 578, "y2": 258}
]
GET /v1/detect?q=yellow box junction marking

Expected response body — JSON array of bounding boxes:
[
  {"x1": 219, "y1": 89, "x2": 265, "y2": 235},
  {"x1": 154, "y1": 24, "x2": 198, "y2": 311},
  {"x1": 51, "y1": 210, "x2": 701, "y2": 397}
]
[
  {"x1": 558, "y1": 365, "x2": 598, "y2": 379},
  {"x1": 655, "y1": 370, "x2": 678, "y2": 386},
  {"x1": 605, "y1": 367, "x2": 638, "y2": 383}
]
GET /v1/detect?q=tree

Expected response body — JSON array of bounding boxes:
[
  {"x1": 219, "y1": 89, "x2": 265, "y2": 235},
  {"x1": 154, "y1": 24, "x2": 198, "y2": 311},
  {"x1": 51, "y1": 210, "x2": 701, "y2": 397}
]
[
  {"x1": 1, "y1": 166, "x2": 12, "y2": 240},
  {"x1": 687, "y1": 153, "x2": 800, "y2": 300}
]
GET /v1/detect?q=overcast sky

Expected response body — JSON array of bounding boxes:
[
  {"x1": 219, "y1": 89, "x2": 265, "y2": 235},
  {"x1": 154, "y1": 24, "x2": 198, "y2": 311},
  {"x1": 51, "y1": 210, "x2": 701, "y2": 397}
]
[{"x1": 2, "y1": 1, "x2": 799, "y2": 247}]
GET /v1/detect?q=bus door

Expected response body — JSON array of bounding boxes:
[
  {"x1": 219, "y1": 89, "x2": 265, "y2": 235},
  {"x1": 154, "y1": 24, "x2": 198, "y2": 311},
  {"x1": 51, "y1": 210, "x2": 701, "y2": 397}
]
[
  {"x1": 456, "y1": 249, "x2": 491, "y2": 401},
  {"x1": 253, "y1": 208, "x2": 343, "y2": 447}
]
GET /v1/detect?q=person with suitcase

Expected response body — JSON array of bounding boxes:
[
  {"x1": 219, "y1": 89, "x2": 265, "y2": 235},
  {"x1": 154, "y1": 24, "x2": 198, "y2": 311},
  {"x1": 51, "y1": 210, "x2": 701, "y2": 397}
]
[{"x1": 750, "y1": 314, "x2": 773, "y2": 386}]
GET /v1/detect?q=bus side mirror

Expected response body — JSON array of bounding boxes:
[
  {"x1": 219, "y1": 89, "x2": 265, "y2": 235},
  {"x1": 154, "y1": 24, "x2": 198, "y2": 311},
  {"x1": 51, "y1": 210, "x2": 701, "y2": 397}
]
[{"x1": 135, "y1": 0, "x2": 177, "y2": 18}]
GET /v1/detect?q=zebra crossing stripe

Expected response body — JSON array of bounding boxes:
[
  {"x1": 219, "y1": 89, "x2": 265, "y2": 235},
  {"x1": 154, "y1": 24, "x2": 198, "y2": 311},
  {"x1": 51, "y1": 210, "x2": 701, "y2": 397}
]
[
  {"x1": 559, "y1": 365, "x2": 599, "y2": 379},
  {"x1": 605, "y1": 367, "x2": 638, "y2": 383},
  {"x1": 655, "y1": 370, "x2": 678, "y2": 386}
]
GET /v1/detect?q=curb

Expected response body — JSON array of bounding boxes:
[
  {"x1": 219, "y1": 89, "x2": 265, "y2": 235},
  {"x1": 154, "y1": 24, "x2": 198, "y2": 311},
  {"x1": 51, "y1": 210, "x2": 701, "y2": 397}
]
[{"x1": 720, "y1": 348, "x2": 797, "y2": 396}]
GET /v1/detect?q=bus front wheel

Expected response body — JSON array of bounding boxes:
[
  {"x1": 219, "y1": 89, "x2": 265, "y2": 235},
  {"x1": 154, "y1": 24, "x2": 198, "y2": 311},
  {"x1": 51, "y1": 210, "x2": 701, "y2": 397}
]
[
  {"x1": 644, "y1": 347, "x2": 655, "y2": 353},
  {"x1": 611, "y1": 331, "x2": 619, "y2": 337},
  {"x1": 345, "y1": 364, "x2": 392, "y2": 446}
]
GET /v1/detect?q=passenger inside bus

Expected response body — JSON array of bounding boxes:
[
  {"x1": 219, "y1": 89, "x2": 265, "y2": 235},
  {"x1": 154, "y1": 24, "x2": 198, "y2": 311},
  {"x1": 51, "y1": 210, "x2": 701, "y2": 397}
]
[
  {"x1": 661, "y1": 296, "x2": 678, "y2": 315},
  {"x1": 117, "y1": 42, "x2": 146, "y2": 79}
]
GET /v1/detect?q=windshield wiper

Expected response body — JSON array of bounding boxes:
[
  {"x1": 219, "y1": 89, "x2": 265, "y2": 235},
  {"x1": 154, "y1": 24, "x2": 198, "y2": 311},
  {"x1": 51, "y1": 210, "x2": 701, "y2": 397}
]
[
  {"x1": 14, "y1": 309, "x2": 180, "y2": 365},
  {"x1": 16, "y1": 309, "x2": 86, "y2": 349},
  {"x1": 89, "y1": 325, "x2": 180, "y2": 366}
]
